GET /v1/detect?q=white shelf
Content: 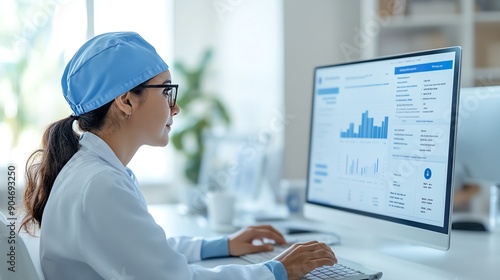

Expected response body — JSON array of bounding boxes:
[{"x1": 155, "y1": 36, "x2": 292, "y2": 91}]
[
  {"x1": 474, "y1": 11, "x2": 500, "y2": 23},
  {"x1": 360, "y1": 0, "x2": 500, "y2": 87},
  {"x1": 382, "y1": 14, "x2": 463, "y2": 29}
]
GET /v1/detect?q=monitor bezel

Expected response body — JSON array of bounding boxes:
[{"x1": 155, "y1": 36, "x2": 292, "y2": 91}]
[{"x1": 304, "y1": 46, "x2": 462, "y2": 251}]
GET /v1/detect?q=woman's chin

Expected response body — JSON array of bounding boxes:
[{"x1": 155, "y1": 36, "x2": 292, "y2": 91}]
[
  {"x1": 150, "y1": 135, "x2": 169, "y2": 147},
  {"x1": 160, "y1": 137, "x2": 169, "y2": 147}
]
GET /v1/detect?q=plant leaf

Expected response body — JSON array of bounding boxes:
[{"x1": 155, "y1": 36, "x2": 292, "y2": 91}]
[{"x1": 211, "y1": 98, "x2": 232, "y2": 125}]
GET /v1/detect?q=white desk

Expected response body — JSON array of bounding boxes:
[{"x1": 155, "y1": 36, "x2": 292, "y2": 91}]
[{"x1": 149, "y1": 204, "x2": 500, "y2": 280}]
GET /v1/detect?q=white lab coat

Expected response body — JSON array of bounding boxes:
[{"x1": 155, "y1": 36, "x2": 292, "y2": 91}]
[{"x1": 40, "y1": 132, "x2": 276, "y2": 280}]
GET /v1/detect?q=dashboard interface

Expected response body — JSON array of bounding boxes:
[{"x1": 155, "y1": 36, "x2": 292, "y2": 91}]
[{"x1": 307, "y1": 48, "x2": 460, "y2": 233}]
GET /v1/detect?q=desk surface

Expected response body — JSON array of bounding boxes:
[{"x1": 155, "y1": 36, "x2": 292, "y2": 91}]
[{"x1": 149, "y1": 204, "x2": 499, "y2": 280}]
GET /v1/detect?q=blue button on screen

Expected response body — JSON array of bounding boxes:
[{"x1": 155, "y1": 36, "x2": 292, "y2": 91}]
[{"x1": 424, "y1": 168, "x2": 432, "y2": 180}]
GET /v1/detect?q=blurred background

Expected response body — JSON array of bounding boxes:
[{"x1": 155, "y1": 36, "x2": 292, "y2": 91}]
[{"x1": 1, "y1": 0, "x2": 500, "y2": 214}]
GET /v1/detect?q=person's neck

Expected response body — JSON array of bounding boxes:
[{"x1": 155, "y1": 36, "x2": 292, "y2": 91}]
[{"x1": 94, "y1": 129, "x2": 139, "y2": 166}]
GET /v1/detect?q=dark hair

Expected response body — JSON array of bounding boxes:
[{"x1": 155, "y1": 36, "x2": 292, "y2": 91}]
[{"x1": 20, "y1": 84, "x2": 146, "y2": 235}]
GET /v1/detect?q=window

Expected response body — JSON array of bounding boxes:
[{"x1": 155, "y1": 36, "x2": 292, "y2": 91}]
[{"x1": 0, "y1": 0, "x2": 175, "y2": 187}]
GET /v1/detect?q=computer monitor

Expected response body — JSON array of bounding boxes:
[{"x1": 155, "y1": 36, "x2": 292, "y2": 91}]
[
  {"x1": 304, "y1": 47, "x2": 462, "y2": 250},
  {"x1": 455, "y1": 86, "x2": 500, "y2": 183}
]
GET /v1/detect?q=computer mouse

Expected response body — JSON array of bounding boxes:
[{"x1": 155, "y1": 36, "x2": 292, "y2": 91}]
[{"x1": 451, "y1": 221, "x2": 488, "y2": 232}]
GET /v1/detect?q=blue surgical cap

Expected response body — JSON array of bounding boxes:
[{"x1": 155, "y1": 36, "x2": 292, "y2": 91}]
[{"x1": 62, "y1": 32, "x2": 169, "y2": 116}]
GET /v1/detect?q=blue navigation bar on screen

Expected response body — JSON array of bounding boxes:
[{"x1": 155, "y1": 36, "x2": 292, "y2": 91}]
[
  {"x1": 317, "y1": 87, "x2": 339, "y2": 95},
  {"x1": 394, "y1": 60, "x2": 453, "y2": 75}
]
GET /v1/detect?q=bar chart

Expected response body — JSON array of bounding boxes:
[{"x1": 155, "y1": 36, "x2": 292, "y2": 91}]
[
  {"x1": 340, "y1": 110, "x2": 389, "y2": 139},
  {"x1": 345, "y1": 155, "x2": 380, "y2": 177}
]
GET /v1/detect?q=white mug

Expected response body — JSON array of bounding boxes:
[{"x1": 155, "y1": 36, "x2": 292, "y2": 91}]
[{"x1": 206, "y1": 192, "x2": 236, "y2": 232}]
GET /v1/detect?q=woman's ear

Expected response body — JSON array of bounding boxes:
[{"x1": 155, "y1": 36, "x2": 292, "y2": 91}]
[{"x1": 114, "y1": 92, "x2": 134, "y2": 119}]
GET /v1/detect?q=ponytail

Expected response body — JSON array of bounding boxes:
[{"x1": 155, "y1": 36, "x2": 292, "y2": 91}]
[{"x1": 20, "y1": 116, "x2": 80, "y2": 234}]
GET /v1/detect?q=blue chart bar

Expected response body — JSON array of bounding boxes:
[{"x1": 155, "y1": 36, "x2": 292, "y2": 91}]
[
  {"x1": 345, "y1": 155, "x2": 379, "y2": 176},
  {"x1": 340, "y1": 111, "x2": 389, "y2": 139}
]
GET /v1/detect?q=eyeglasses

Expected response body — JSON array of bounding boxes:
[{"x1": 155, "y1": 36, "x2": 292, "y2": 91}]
[{"x1": 141, "y1": 84, "x2": 178, "y2": 107}]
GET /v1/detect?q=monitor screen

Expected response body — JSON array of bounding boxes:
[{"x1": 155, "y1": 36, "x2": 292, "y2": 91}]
[{"x1": 304, "y1": 47, "x2": 461, "y2": 250}]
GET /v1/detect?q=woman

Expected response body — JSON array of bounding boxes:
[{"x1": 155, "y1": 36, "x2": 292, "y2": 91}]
[{"x1": 21, "y1": 32, "x2": 336, "y2": 280}]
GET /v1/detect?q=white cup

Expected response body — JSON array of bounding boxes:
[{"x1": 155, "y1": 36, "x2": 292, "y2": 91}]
[{"x1": 206, "y1": 192, "x2": 236, "y2": 232}]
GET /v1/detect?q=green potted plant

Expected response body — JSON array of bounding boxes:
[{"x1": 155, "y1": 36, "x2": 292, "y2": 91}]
[{"x1": 171, "y1": 49, "x2": 231, "y2": 186}]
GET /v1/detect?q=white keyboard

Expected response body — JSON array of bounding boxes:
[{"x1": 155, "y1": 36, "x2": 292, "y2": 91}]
[
  {"x1": 240, "y1": 245, "x2": 383, "y2": 280},
  {"x1": 240, "y1": 245, "x2": 290, "y2": 263}
]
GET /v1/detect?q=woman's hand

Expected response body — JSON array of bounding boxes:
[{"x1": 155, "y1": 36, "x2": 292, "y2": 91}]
[
  {"x1": 228, "y1": 225, "x2": 287, "y2": 256},
  {"x1": 274, "y1": 241, "x2": 337, "y2": 280}
]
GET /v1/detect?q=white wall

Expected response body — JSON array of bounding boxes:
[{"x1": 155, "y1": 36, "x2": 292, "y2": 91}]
[
  {"x1": 173, "y1": 0, "x2": 283, "y2": 134},
  {"x1": 283, "y1": 0, "x2": 361, "y2": 179},
  {"x1": 172, "y1": 0, "x2": 218, "y2": 67}
]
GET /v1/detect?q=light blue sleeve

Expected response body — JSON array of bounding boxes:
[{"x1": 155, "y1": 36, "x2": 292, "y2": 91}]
[
  {"x1": 264, "y1": 260, "x2": 288, "y2": 280},
  {"x1": 201, "y1": 237, "x2": 230, "y2": 259},
  {"x1": 200, "y1": 237, "x2": 288, "y2": 280}
]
